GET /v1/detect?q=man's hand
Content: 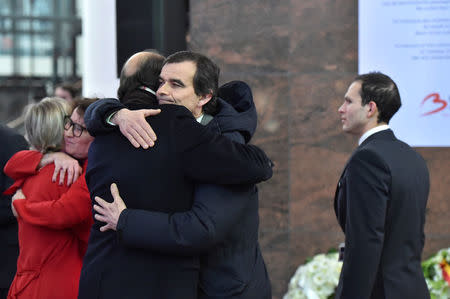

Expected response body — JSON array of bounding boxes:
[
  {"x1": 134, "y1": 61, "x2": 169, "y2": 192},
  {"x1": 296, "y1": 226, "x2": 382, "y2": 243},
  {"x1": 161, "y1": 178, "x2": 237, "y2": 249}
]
[
  {"x1": 11, "y1": 189, "x2": 25, "y2": 217},
  {"x1": 40, "y1": 152, "x2": 82, "y2": 186},
  {"x1": 93, "y1": 183, "x2": 127, "y2": 232},
  {"x1": 112, "y1": 108, "x2": 161, "y2": 149}
]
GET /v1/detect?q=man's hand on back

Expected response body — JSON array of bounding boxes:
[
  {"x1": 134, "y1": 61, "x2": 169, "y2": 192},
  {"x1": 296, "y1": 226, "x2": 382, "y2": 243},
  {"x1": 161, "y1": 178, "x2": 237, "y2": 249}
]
[
  {"x1": 112, "y1": 108, "x2": 161, "y2": 149},
  {"x1": 93, "y1": 183, "x2": 127, "y2": 232}
]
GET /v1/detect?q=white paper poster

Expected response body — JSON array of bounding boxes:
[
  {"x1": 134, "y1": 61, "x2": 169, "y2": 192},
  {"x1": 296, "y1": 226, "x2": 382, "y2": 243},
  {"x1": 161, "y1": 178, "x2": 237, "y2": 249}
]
[{"x1": 359, "y1": 1, "x2": 450, "y2": 147}]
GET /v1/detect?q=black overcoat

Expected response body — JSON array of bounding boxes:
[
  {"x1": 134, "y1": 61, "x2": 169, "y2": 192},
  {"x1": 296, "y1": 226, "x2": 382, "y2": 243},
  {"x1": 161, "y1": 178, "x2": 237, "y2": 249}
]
[{"x1": 0, "y1": 125, "x2": 28, "y2": 298}]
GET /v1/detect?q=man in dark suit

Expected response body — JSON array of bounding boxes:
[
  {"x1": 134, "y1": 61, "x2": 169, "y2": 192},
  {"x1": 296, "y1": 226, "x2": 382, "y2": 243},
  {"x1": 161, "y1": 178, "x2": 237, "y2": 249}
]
[
  {"x1": 78, "y1": 51, "x2": 273, "y2": 299},
  {"x1": 0, "y1": 124, "x2": 28, "y2": 298},
  {"x1": 86, "y1": 51, "x2": 272, "y2": 299},
  {"x1": 334, "y1": 72, "x2": 430, "y2": 299}
]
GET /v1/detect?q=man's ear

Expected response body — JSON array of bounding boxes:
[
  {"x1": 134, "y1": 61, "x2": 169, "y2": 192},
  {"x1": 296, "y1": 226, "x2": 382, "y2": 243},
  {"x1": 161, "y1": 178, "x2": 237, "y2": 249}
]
[
  {"x1": 367, "y1": 101, "x2": 378, "y2": 118},
  {"x1": 198, "y1": 92, "x2": 213, "y2": 108}
]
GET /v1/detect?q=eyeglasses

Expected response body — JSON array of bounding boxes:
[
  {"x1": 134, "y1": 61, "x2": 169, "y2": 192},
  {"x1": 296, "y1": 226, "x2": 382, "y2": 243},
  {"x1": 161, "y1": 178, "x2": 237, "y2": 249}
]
[{"x1": 64, "y1": 115, "x2": 87, "y2": 137}]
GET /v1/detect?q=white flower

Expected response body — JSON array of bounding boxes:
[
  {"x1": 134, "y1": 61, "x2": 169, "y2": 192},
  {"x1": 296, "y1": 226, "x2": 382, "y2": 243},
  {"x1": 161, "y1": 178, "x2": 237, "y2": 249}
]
[
  {"x1": 284, "y1": 252, "x2": 343, "y2": 299},
  {"x1": 283, "y1": 289, "x2": 307, "y2": 299}
]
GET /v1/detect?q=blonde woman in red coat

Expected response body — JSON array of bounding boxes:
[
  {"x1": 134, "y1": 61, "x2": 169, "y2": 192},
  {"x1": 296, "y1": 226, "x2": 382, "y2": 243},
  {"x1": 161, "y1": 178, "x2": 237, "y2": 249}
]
[{"x1": 4, "y1": 98, "x2": 95, "y2": 299}]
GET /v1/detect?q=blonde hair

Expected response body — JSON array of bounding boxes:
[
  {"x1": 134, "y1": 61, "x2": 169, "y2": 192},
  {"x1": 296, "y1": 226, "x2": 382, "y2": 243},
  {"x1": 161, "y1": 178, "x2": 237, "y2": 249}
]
[{"x1": 24, "y1": 97, "x2": 72, "y2": 153}]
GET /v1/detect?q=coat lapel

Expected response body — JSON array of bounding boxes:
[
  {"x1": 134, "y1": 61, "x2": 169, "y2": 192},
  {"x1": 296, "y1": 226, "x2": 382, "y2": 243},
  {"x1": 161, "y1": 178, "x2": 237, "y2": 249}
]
[
  {"x1": 334, "y1": 163, "x2": 350, "y2": 231},
  {"x1": 334, "y1": 129, "x2": 395, "y2": 231}
]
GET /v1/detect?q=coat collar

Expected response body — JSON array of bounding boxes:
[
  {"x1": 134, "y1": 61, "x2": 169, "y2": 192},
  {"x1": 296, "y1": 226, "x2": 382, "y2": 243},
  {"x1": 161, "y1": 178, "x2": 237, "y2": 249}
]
[
  {"x1": 335, "y1": 128, "x2": 396, "y2": 203},
  {"x1": 359, "y1": 128, "x2": 396, "y2": 148},
  {"x1": 339, "y1": 129, "x2": 396, "y2": 176},
  {"x1": 358, "y1": 125, "x2": 389, "y2": 145}
]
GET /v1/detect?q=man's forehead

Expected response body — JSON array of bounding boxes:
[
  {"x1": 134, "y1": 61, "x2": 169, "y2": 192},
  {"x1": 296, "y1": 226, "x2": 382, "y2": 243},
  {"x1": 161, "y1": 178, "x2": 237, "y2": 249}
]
[
  {"x1": 160, "y1": 61, "x2": 196, "y2": 79},
  {"x1": 344, "y1": 81, "x2": 363, "y2": 103},
  {"x1": 346, "y1": 81, "x2": 361, "y2": 94},
  {"x1": 349, "y1": 80, "x2": 361, "y2": 88}
]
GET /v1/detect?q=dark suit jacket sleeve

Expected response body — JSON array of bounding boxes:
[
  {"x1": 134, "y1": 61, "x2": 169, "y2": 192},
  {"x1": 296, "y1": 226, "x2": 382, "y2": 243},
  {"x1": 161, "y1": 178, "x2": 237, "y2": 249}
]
[
  {"x1": 117, "y1": 184, "x2": 252, "y2": 254},
  {"x1": 174, "y1": 110, "x2": 272, "y2": 185},
  {"x1": 340, "y1": 149, "x2": 391, "y2": 299},
  {"x1": 0, "y1": 131, "x2": 28, "y2": 225},
  {"x1": 0, "y1": 170, "x2": 16, "y2": 225},
  {"x1": 116, "y1": 122, "x2": 252, "y2": 253},
  {"x1": 0, "y1": 195, "x2": 15, "y2": 225},
  {"x1": 84, "y1": 98, "x2": 125, "y2": 136}
]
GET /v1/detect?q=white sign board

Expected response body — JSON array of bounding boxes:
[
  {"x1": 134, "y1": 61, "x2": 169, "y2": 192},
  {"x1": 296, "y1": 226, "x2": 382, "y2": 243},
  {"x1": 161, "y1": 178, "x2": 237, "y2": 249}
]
[{"x1": 359, "y1": 1, "x2": 450, "y2": 147}]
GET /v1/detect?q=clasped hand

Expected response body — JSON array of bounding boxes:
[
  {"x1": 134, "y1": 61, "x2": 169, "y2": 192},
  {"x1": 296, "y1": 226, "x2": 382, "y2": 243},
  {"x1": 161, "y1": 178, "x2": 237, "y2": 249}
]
[{"x1": 93, "y1": 183, "x2": 127, "y2": 232}]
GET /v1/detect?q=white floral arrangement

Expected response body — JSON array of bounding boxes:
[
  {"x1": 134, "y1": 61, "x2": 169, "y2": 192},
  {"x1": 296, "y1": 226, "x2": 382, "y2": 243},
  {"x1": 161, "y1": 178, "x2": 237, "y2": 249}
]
[
  {"x1": 283, "y1": 252, "x2": 343, "y2": 299},
  {"x1": 422, "y1": 247, "x2": 450, "y2": 299},
  {"x1": 284, "y1": 247, "x2": 450, "y2": 299}
]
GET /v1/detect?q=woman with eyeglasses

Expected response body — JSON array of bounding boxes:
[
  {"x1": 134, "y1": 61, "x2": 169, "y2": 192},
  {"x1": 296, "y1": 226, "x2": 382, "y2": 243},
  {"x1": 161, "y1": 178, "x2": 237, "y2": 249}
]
[{"x1": 4, "y1": 97, "x2": 98, "y2": 299}]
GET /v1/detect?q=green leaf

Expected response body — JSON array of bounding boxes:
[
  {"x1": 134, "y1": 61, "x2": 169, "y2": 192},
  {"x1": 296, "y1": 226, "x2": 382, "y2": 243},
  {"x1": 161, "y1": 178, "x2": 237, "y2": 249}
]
[{"x1": 327, "y1": 248, "x2": 338, "y2": 254}]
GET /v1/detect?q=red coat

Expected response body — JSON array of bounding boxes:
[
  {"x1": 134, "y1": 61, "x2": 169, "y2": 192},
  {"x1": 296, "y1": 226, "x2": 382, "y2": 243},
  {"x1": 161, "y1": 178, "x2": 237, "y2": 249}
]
[{"x1": 3, "y1": 150, "x2": 92, "y2": 299}]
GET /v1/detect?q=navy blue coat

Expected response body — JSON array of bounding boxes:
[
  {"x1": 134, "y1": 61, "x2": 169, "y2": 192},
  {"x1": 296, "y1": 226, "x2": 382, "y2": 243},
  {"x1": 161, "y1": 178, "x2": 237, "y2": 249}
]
[
  {"x1": 80, "y1": 92, "x2": 272, "y2": 299},
  {"x1": 0, "y1": 125, "x2": 28, "y2": 297}
]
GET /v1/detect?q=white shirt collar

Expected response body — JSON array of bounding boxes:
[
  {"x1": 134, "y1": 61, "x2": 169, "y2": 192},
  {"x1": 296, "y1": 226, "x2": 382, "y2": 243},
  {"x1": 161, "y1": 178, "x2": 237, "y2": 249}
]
[
  {"x1": 139, "y1": 86, "x2": 156, "y2": 96},
  {"x1": 196, "y1": 114, "x2": 204, "y2": 123},
  {"x1": 359, "y1": 124, "x2": 390, "y2": 145}
]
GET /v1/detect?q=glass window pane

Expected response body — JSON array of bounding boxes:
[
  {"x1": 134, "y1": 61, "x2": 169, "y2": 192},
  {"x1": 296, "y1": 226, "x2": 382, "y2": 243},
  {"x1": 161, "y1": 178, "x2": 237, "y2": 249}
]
[
  {"x1": 32, "y1": 0, "x2": 52, "y2": 16},
  {"x1": 32, "y1": 19, "x2": 53, "y2": 33},
  {"x1": 0, "y1": 54, "x2": 13, "y2": 75},
  {"x1": 57, "y1": 0, "x2": 72, "y2": 17},
  {"x1": 33, "y1": 55, "x2": 52, "y2": 76},
  {"x1": 17, "y1": 20, "x2": 31, "y2": 31},
  {"x1": 0, "y1": 34, "x2": 13, "y2": 54},
  {"x1": 0, "y1": 0, "x2": 12, "y2": 14},
  {"x1": 34, "y1": 34, "x2": 52, "y2": 56},
  {"x1": 57, "y1": 56, "x2": 73, "y2": 77},
  {"x1": 17, "y1": 34, "x2": 30, "y2": 55},
  {"x1": 18, "y1": 0, "x2": 32, "y2": 16},
  {"x1": 4, "y1": 17, "x2": 12, "y2": 30}
]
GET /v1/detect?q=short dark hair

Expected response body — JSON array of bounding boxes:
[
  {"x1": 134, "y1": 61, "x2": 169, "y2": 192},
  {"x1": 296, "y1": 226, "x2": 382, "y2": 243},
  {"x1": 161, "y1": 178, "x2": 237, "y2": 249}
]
[
  {"x1": 355, "y1": 72, "x2": 401, "y2": 123},
  {"x1": 117, "y1": 50, "x2": 165, "y2": 100},
  {"x1": 72, "y1": 97, "x2": 99, "y2": 118},
  {"x1": 164, "y1": 51, "x2": 220, "y2": 115}
]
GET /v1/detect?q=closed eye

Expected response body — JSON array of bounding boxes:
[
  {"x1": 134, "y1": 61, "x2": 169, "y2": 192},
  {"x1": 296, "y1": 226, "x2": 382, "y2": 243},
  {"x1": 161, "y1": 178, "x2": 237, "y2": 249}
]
[{"x1": 170, "y1": 79, "x2": 185, "y2": 88}]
